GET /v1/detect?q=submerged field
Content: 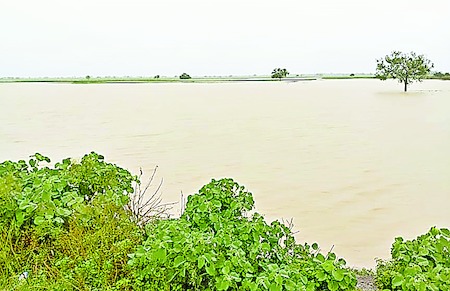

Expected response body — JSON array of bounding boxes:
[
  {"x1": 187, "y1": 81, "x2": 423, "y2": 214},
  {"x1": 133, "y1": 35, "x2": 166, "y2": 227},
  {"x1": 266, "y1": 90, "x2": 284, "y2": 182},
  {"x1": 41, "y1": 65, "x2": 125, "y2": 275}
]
[{"x1": 1, "y1": 79, "x2": 449, "y2": 269}]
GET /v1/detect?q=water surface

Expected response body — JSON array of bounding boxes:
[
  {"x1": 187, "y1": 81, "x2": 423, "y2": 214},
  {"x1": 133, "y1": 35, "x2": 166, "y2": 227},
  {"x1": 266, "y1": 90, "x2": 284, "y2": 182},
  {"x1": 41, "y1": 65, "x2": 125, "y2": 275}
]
[{"x1": 1, "y1": 79, "x2": 449, "y2": 267}]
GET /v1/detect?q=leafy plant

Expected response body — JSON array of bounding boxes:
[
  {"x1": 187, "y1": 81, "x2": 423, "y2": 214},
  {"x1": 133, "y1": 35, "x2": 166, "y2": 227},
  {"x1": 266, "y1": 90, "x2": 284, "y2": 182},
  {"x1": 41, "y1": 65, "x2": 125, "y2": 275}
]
[
  {"x1": 0, "y1": 152, "x2": 136, "y2": 235},
  {"x1": 129, "y1": 178, "x2": 357, "y2": 290},
  {"x1": 0, "y1": 152, "x2": 142, "y2": 290},
  {"x1": 375, "y1": 227, "x2": 450, "y2": 290}
]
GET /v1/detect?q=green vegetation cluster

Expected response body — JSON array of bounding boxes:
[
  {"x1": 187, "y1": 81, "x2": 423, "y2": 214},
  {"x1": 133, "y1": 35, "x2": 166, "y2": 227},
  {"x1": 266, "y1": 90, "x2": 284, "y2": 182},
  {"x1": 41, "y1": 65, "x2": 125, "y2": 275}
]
[
  {"x1": 129, "y1": 178, "x2": 356, "y2": 290},
  {"x1": 271, "y1": 68, "x2": 289, "y2": 80},
  {"x1": 1, "y1": 153, "x2": 448, "y2": 290},
  {"x1": 0, "y1": 152, "x2": 142, "y2": 290},
  {"x1": 431, "y1": 72, "x2": 450, "y2": 80},
  {"x1": 376, "y1": 227, "x2": 450, "y2": 291},
  {"x1": 0, "y1": 153, "x2": 357, "y2": 290},
  {"x1": 180, "y1": 73, "x2": 192, "y2": 80}
]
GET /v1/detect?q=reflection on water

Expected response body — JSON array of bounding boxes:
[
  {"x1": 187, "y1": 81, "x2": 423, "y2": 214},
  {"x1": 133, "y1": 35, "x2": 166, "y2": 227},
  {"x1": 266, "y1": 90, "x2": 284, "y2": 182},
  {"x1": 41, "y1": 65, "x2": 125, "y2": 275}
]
[{"x1": 1, "y1": 79, "x2": 449, "y2": 268}]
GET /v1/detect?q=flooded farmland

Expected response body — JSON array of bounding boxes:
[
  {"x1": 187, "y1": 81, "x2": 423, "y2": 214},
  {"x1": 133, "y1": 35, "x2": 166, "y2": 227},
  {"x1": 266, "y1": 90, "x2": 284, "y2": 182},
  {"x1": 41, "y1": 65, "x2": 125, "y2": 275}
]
[{"x1": 1, "y1": 79, "x2": 449, "y2": 268}]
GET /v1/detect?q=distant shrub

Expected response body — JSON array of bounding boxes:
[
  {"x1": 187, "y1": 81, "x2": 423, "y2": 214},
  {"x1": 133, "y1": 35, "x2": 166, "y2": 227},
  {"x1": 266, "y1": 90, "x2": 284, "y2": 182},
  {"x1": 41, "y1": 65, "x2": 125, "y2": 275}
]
[
  {"x1": 180, "y1": 73, "x2": 191, "y2": 79},
  {"x1": 433, "y1": 72, "x2": 450, "y2": 80},
  {"x1": 271, "y1": 68, "x2": 289, "y2": 80}
]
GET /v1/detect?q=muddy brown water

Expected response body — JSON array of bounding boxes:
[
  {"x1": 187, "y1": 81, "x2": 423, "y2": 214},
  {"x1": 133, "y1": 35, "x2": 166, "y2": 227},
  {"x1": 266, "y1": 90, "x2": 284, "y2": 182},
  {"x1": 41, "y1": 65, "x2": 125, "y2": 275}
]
[{"x1": 1, "y1": 79, "x2": 449, "y2": 268}]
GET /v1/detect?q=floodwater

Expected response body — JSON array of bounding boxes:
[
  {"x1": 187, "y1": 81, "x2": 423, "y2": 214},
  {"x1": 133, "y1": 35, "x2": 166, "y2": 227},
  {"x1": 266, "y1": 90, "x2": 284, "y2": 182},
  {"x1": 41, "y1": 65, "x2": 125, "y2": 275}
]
[{"x1": 1, "y1": 79, "x2": 449, "y2": 268}]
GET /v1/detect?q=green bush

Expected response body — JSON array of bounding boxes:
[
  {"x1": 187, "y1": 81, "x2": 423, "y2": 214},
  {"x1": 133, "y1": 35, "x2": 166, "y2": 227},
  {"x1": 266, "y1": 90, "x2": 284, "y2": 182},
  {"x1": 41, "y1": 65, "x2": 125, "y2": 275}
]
[
  {"x1": 376, "y1": 227, "x2": 450, "y2": 290},
  {"x1": 0, "y1": 152, "x2": 142, "y2": 290},
  {"x1": 180, "y1": 73, "x2": 191, "y2": 79},
  {"x1": 129, "y1": 178, "x2": 357, "y2": 290},
  {"x1": 1, "y1": 154, "x2": 359, "y2": 290},
  {"x1": 0, "y1": 152, "x2": 136, "y2": 234}
]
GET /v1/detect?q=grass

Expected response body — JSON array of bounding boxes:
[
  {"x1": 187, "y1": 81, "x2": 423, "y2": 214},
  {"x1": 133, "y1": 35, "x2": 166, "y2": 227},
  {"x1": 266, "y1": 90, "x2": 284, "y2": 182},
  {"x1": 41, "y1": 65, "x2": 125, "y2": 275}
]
[{"x1": 1, "y1": 195, "x2": 143, "y2": 291}]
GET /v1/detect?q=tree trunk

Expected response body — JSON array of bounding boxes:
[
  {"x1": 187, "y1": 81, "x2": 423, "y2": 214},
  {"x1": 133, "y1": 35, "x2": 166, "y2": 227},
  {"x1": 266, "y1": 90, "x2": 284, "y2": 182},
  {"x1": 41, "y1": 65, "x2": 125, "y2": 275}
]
[{"x1": 404, "y1": 77, "x2": 408, "y2": 92}]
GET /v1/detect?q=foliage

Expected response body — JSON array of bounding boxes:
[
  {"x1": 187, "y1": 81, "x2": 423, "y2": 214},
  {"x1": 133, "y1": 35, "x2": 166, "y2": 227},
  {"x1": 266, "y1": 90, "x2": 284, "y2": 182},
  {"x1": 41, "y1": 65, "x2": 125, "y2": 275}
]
[
  {"x1": 432, "y1": 72, "x2": 450, "y2": 80},
  {"x1": 180, "y1": 72, "x2": 192, "y2": 79},
  {"x1": 376, "y1": 51, "x2": 433, "y2": 92},
  {"x1": 375, "y1": 227, "x2": 450, "y2": 291},
  {"x1": 12, "y1": 153, "x2": 450, "y2": 290},
  {"x1": 129, "y1": 178, "x2": 357, "y2": 290},
  {"x1": 0, "y1": 152, "x2": 136, "y2": 235},
  {"x1": 0, "y1": 153, "x2": 142, "y2": 290},
  {"x1": 271, "y1": 68, "x2": 289, "y2": 80}
]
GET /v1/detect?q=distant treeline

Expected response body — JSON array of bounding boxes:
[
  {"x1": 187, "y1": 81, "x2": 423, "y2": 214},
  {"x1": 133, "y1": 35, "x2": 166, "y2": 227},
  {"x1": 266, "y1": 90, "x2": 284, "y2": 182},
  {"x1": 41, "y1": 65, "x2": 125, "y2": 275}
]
[{"x1": 430, "y1": 72, "x2": 450, "y2": 80}]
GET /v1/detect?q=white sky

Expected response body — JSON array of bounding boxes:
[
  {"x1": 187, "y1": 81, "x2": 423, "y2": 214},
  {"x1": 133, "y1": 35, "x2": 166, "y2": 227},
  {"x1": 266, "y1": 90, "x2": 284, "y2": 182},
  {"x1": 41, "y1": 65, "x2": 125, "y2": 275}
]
[{"x1": 1, "y1": 0, "x2": 449, "y2": 77}]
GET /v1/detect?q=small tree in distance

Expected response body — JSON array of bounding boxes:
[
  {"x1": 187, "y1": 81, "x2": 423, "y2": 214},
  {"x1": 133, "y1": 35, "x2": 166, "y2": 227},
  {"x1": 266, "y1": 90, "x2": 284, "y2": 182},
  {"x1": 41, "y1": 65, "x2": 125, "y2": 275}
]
[
  {"x1": 376, "y1": 51, "x2": 433, "y2": 92},
  {"x1": 179, "y1": 73, "x2": 191, "y2": 80},
  {"x1": 271, "y1": 68, "x2": 289, "y2": 80}
]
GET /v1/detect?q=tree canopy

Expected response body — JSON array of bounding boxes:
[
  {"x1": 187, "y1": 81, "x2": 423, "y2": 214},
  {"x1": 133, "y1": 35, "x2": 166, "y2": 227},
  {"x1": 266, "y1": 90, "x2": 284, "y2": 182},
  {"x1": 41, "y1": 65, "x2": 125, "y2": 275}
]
[
  {"x1": 179, "y1": 73, "x2": 191, "y2": 79},
  {"x1": 271, "y1": 68, "x2": 289, "y2": 80},
  {"x1": 376, "y1": 51, "x2": 433, "y2": 92}
]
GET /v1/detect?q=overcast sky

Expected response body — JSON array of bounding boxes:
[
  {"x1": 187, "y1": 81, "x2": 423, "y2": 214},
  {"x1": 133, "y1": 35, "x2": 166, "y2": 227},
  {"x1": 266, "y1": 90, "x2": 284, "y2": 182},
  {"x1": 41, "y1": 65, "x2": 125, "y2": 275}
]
[{"x1": 1, "y1": 0, "x2": 449, "y2": 77}]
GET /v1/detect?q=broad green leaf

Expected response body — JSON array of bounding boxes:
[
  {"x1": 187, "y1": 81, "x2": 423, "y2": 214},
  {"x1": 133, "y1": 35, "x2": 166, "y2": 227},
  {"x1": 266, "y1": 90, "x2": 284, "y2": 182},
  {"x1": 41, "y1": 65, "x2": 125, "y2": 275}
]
[
  {"x1": 316, "y1": 270, "x2": 327, "y2": 281},
  {"x1": 15, "y1": 211, "x2": 24, "y2": 226},
  {"x1": 56, "y1": 207, "x2": 71, "y2": 217},
  {"x1": 267, "y1": 264, "x2": 278, "y2": 272},
  {"x1": 206, "y1": 265, "x2": 216, "y2": 276},
  {"x1": 419, "y1": 247, "x2": 429, "y2": 256},
  {"x1": 34, "y1": 216, "x2": 46, "y2": 225},
  {"x1": 174, "y1": 256, "x2": 185, "y2": 268},
  {"x1": 261, "y1": 242, "x2": 270, "y2": 252},
  {"x1": 441, "y1": 228, "x2": 450, "y2": 238},
  {"x1": 212, "y1": 200, "x2": 222, "y2": 209},
  {"x1": 198, "y1": 256, "x2": 205, "y2": 269},
  {"x1": 416, "y1": 256, "x2": 429, "y2": 267},
  {"x1": 222, "y1": 265, "x2": 230, "y2": 275},
  {"x1": 269, "y1": 283, "x2": 282, "y2": 291},
  {"x1": 154, "y1": 248, "x2": 166, "y2": 262},
  {"x1": 42, "y1": 191, "x2": 51, "y2": 202},
  {"x1": 392, "y1": 274, "x2": 404, "y2": 287},
  {"x1": 29, "y1": 159, "x2": 36, "y2": 168},
  {"x1": 54, "y1": 217, "x2": 64, "y2": 224},
  {"x1": 327, "y1": 280, "x2": 339, "y2": 291},
  {"x1": 215, "y1": 278, "x2": 229, "y2": 290},
  {"x1": 332, "y1": 269, "x2": 345, "y2": 281},
  {"x1": 321, "y1": 261, "x2": 334, "y2": 273}
]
